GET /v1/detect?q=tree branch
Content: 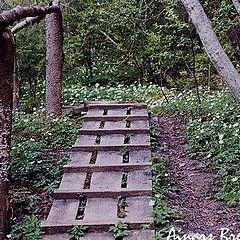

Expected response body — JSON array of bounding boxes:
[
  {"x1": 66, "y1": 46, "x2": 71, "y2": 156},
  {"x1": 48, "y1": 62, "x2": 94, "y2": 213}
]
[
  {"x1": 232, "y1": 0, "x2": 240, "y2": 15},
  {"x1": 0, "y1": 4, "x2": 59, "y2": 30},
  {"x1": 99, "y1": 30, "x2": 117, "y2": 45},
  {"x1": 11, "y1": 15, "x2": 44, "y2": 34}
]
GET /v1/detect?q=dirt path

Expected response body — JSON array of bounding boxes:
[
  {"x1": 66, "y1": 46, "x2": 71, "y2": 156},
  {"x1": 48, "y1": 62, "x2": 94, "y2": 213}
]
[{"x1": 157, "y1": 115, "x2": 240, "y2": 236}]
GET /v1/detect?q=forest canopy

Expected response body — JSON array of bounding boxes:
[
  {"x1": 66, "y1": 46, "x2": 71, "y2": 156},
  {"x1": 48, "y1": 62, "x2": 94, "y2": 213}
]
[{"x1": 2, "y1": 0, "x2": 240, "y2": 112}]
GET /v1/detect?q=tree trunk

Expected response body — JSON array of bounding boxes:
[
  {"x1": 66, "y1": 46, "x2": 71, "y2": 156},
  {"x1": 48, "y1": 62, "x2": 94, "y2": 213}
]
[
  {"x1": 232, "y1": 0, "x2": 240, "y2": 15},
  {"x1": 180, "y1": 0, "x2": 240, "y2": 102},
  {"x1": 13, "y1": 40, "x2": 19, "y2": 112},
  {"x1": 45, "y1": 0, "x2": 63, "y2": 117},
  {"x1": 0, "y1": 30, "x2": 15, "y2": 240}
]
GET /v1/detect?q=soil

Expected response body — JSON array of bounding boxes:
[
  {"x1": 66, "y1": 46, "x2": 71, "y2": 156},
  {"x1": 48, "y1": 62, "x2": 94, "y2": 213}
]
[{"x1": 157, "y1": 114, "x2": 240, "y2": 237}]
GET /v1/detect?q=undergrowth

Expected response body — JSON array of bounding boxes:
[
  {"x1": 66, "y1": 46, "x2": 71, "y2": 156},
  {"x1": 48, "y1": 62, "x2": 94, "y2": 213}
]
[
  {"x1": 9, "y1": 111, "x2": 82, "y2": 239},
  {"x1": 149, "y1": 122, "x2": 178, "y2": 239},
  {"x1": 10, "y1": 83, "x2": 240, "y2": 238},
  {"x1": 153, "y1": 88, "x2": 240, "y2": 206}
]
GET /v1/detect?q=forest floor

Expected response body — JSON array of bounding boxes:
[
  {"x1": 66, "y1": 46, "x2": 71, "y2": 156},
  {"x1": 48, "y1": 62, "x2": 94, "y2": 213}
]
[
  {"x1": 9, "y1": 86, "x2": 240, "y2": 239},
  {"x1": 158, "y1": 114, "x2": 240, "y2": 237}
]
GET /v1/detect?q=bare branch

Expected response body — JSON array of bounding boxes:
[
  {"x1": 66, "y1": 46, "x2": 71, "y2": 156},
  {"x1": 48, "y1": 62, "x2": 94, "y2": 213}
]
[
  {"x1": 0, "y1": 4, "x2": 59, "y2": 30},
  {"x1": 99, "y1": 30, "x2": 117, "y2": 45},
  {"x1": 11, "y1": 15, "x2": 44, "y2": 34}
]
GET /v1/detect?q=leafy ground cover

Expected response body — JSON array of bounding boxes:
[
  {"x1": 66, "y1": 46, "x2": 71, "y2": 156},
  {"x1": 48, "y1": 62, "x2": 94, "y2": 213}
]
[
  {"x1": 9, "y1": 112, "x2": 83, "y2": 239},
  {"x1": 9, "y1": 83, "x2": 240, "y2": 239}
]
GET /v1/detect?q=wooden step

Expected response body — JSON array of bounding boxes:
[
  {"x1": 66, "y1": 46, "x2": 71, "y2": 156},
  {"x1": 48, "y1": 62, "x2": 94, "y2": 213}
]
[
  {"x1": 63, "y1": 163, "x2": 151, "y2": 173},
  {"x1": 42, "y1": 230, "x2": 154, "y2": 240},
  {"x1": 83, "y1": 115, "x2": 149, "y2": 121},
  {"x1": 78, "y1": 128, "x2": 149, "y2": 135},
  {"x1": 54, "y1": 189, "x2": 152, "y2": 199},
  {"x1": 71, "y1": 144, "x2": 150, "y2": 152}
]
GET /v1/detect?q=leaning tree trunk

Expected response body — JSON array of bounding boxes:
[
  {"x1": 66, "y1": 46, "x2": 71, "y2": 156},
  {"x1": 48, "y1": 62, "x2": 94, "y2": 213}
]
[
  {"x1": 45, "y1": 0, "x2": 63, "y2": 117},
  {"x1": 180, "y1": 0, "x2": 240, "y2": 103},
  {"x1": 232, "y1": 0, "x2": 240, "y2": 15},
  {"x1": 0, "y1": 30, "x2": 15, "y2": 240}
]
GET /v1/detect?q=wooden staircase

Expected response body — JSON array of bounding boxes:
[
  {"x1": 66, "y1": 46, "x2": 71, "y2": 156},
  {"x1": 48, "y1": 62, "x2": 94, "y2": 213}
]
[{"x1": 41, "y1": 102, "x2": 154, "y2": 239}]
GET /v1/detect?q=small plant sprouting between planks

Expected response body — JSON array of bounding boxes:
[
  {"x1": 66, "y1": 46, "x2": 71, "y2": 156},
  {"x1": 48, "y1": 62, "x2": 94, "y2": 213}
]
[
  {"x1": 109, "y1": 221, "x2": 129, "y2": 240},
  {"x1": 68, "y1": 225, "x2": 88, "y2": 240},
  {"x1": 120, "y1": 146, "x2": 129, "y2": 156}
]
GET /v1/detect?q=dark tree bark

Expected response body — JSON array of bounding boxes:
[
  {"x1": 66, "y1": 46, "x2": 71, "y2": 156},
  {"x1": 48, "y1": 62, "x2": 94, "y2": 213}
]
[
  {"x1": 0, "y1": 5, "x2": 58, "y2": 30},
  {"x1": 45, "y1": 0, "x2": 63, "y2": 117},
  {"x1": 180, "y1": 0, "x2": 240, "y2": 103},
  {"x1": 0, "y1": 30, "x2": 15, "y2": 240}
]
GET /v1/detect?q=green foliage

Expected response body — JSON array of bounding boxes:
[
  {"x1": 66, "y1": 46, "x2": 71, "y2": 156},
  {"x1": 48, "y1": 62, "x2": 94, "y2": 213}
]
[
  {"x1": 11, "y1": 111, "x2": 81, "y2": 190},
  {"x1": 109, "y1": 221, "x2": 129, "y2": 240},
  {"x1": 8, "y1": 215, "x2": 42, "y2": 240},
  {"x1": 62, "y1": 83, "x2": 166, "y2": 106},
  {"x1": 149, "y1": 125, "x2": 179, "y2": 239},
  {"x1": 10, "y1": 111, "x2": 82, "y2": 236},
  {"x1": 68, "y1": 225, "x2": 88, "y2": 240},
  {"x1": 6, "y1": 0, "x2": 240, "y2": 110},
  {"x1": 153, "y1": 88, "x2": 240, "y2": 206}
]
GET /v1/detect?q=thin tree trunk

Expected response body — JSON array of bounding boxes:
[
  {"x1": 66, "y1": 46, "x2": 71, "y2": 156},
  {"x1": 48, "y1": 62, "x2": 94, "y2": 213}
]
[
  {"x1": 232, "y1": 0, "x2": 240, "y2": 15},
  {"x1": 13, "y1": 38, "x2": 19, "y2": 112},
  {"x1": 180, "y1": 0, "x2": 240, "y2": 102},
  {"x1": 45, "y1": 0, "x2": 63, "y2": 117},
  {"x1": 0, "y1": 30, "x2": 15, "y2": 240}
]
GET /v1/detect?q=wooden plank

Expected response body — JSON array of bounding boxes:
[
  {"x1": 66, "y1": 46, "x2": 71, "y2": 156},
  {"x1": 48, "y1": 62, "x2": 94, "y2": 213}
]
[
  {"x1": 74, "y1": 135, "x2": 97, "y2": 146},
  {"x1": 78, "y1": 128, "x2": 149, "y2": 135},
  {"x1": 43, "y1": 199, "x2": 79, "y2": 225},
  {"x1": 42, "y1": 220, "x2": 154, "y2": 235},
  {"x1": 81, "y1": 121, "x2": 101, "y2": 129},
  {"x1": 71, "y1": 144, "x2": 150, "y2": 152},
  {"x1": 88, "y1": 103, "x2": 147, "y2": 109},
  {"x1": 91, "y1": 172, "x2": 122, "y2": 191},
  {"x1": 104, "y1": 120, "x2": 126, "y2": 129},
  {"x1": 100, "y1": 134, "x2": 123, "y2": 145},
  {"x1": 58, "y1": 173, "x2": 86, "y2": 191},
  {"x1": 42, "y1": 232, "x2": 155, "y2": 240},
  {"x1": 132, "y1": 108, "x2": 148, "y2": 116},
  {"x1": 130, "y1": 134, "x2": 150, "y2": 145},
  {"x1": 125, "y1": 197, "x2": 153, "y2": 222},
  {"x1": 83, "y1": 115, "x2": 149, "y2": 121},
  {"x1": 108, "y1": 109, "x2": 128, "y2": 116},
  {"x1": 83, "y1": 198, "x2": 118, "y2": 223},
  {"x1": 128, "y1": 171, "x2": 152, "y2": 190},
  {"x1": 68, "y1": 151, "x2": 92, "y2": 166},
  {"x1": 125, "y1": 230, "x2": 155, "y2": 240},
  {"x1": 129, "y1": 150, "x2": 151, "y2": 164},
  {"x1": 42, "y1": 234, "x2": 69, "y2": 240},
  {"x1": 131, "y1": 121, "x2": 149, "y2": 129},
  {"x1": 54, "y1": 189, "x2": 152, "y2": 199},
  {"x1": 64, "y1": 163, "x2": 152, "y2": 173},
  {"x1": 86, "y1": 109, "x2": 105, "y2": 116},
  {"x1": 81, "y1": 232, "x2": 113, "y2": 240},
  {"x1": 95, "y1": 150, "x2": 122, "y2": 166}
]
